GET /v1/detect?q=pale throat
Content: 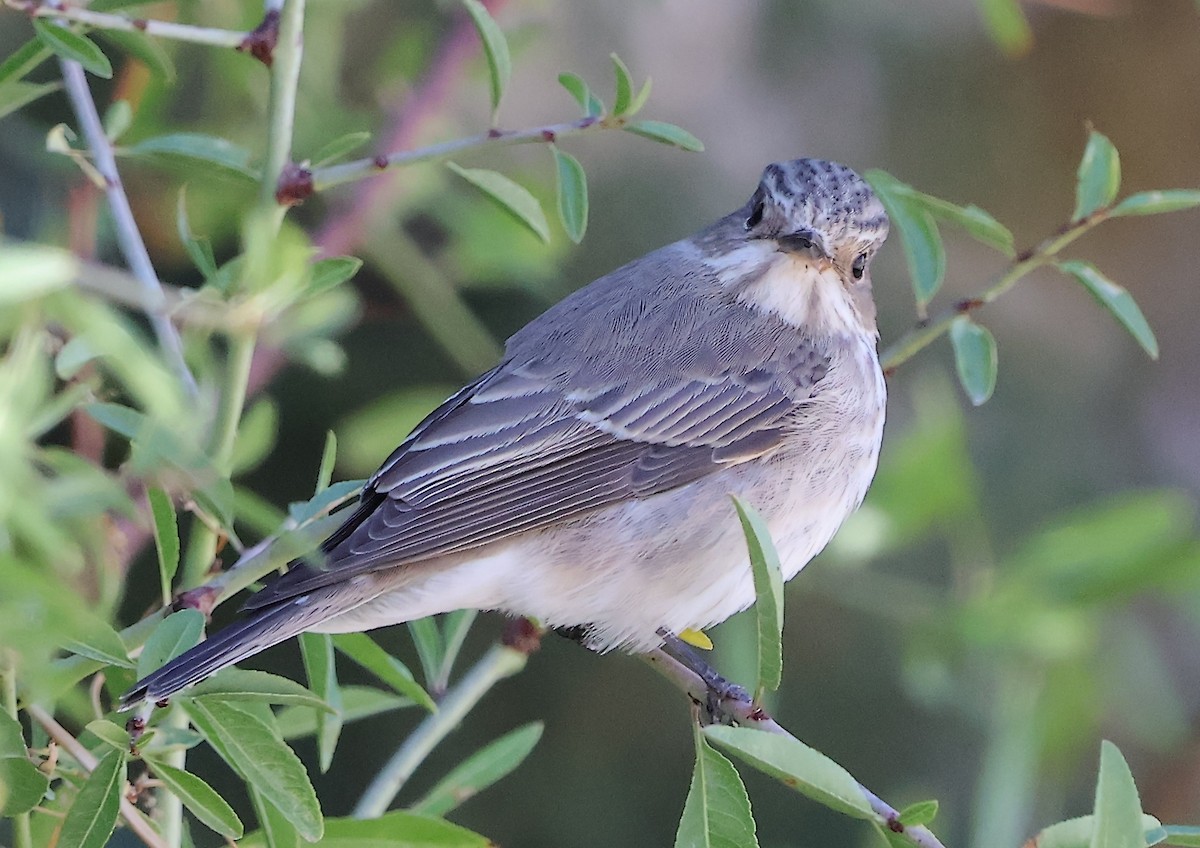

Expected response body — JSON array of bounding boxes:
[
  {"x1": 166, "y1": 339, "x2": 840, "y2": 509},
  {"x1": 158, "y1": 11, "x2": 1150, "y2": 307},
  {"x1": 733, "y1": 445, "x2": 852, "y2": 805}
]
[{"x1": 717, "y1": 244, "x2": 868, "y2": 338}]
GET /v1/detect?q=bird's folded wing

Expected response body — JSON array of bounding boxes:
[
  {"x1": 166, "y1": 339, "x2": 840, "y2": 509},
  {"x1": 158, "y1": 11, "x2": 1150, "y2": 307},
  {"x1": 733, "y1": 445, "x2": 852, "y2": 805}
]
[{"x1": 244, "y1": 305, "x2": 830, "y2": 610}]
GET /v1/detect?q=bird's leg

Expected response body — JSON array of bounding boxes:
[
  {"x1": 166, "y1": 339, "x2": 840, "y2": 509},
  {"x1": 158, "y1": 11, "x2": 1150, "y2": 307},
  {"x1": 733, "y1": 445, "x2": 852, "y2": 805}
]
[{"x1": 656, "y1": 631, "x2": 757, "y2": 722}]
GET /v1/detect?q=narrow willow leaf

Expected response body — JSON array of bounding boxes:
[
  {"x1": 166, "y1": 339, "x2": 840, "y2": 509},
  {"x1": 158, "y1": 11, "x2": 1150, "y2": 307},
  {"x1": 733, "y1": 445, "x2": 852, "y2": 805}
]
[
  {"x1": 333, "y1": 632, "x2": 436, "y2": 711},
  {"x1": 143, "y1": 756, "x2": 244, "y2": 838},
  {"x1": 0, "y1": 80, "x2": 62, "y2": 121},
  {"x1": 611, "y1": 53, "x2": 634, "y2": 115},
  {"x1": 558, "y1": 72, "x2": 603, "y2": 117},
  {"x1": 33, "y1": 20, "x2": 113, "y2": 79},
  {"x1": 307, "y1": 256, "x2": 362, "y2": 298},
  {"x1": 948, "y1": 317, "x2": 998, "y2": 406},
  {"x1": 730, "y1": 496, "x2": 784, "y2": 697},
  {"x1": 1057, "y1": 260, "x2": 1158, "y2": 359},
  {"x1": 975, "y1": 0, "x2": 1033, "y2": 57},
  {"x1": 58, "y1": 748, "x2": 125, "y2": 848},
  {"x1": 1111, "y1": 190, "x2": 1200, "y2": 217},
  {"x1": 275, "y1": 687, "x2": 413, "y2": 739},
  {"x1": 316, "y1": 430, "x2": 338, "y2": 492},
  {"x1": 187, "y1": 668, "x2": 333, "y2": 712},
  {"x1": 0, "y1": 38, "x2": 53, "y2": 87},
  {"x1": 447, "y1": 162, "x2": 551, "y2": 243},
  {"x1": 98, "y1": 29, "x2": 175, "y2": 82},
  {"x1": 1090, "y1": 741, "x2": 1145, "y2": 848},
  {"x1": 241, "y1": 810, "x2": 491, "y2": 848},
  {"x1": 1074, "y1": 130, "x2": 1121, "y2": 221},
  {"x1": 249, "y1": 785, "x2": 302, "y2": 848},
  {"x1": 898, "y1": 799, "x2": 939, "y2": 827},
  {"x1": 552, "y1": 146, "x2": 588, "y2": 243},
  {"x1": 137, "y1": 609, "x2": 204, "y2": 678},
  {"x1": 299, "y1": 632, "x2": 342, "y2": 773},
  {"x1": 0, "y1": 711, "x2": 49, "y2": 816},
  {"x1": 1149, "y1": 826, "x2": 1200, "y2": 847},
  {"x1": 705, "y1": 725, "x2": 874, "y2": 820},
  {"x1": 462, "y1": 0, "x2": 511, "y2": 118},
  {"x1": 412, "y1": 722, "x2": 544, "y2": 816},
  {"x1": 674, "y1": 728, "x2": 759, "y2": 848},
  {"x1": 84, "y1": 720, "x2": 131, "y2": 752},
  {"x1": 102, "y1": 100, "x2": 132, "y2": 142},
  {"x1": 176, "y1": 187, "x2": 218, "y2": 279},
  {"x1": 186, "y1": 699, "x2": 323, "y2": 841},
  {"x1": 437, "y1": 609, "x2": 477, "y2": 687},
  {"x1": 1032, "y1": 815, "x2": 1162, "y2": 848},
  {"x1": 230, "y1": 397, "x2": 279, "y2": 476},
  {"x1": 147, "y1": 488, "x2": 179, "y2": 603},
  {"x1": 128, "y1": 133, "x2": 258, "y2": 180},
  {"x1": 628, "y1": 77, "x2": 653, "y2": 117},
  {"x1": 312, "y1": 131, "x2": 371, "y2": 168},
  {"x1": 865, "y1": 171, "x2": 945, "y2": 309},
  {"x1": 408, "y1": 616, "x2": 443, "y2": 685},
  {"x1": 897, "y1": 188, "x2": 1014, "y2": 256},
  {"x1": 60, "y1": 618, "x2": 133, "y2": 668},
  {"x1": 624, "y1": 120, "x2": 705, "y2": 152}
]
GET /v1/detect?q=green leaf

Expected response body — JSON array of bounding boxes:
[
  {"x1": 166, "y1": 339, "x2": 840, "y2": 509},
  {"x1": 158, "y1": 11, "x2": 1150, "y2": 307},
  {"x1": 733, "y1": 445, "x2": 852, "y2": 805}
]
[
  {"x1": 333, "y1": 633, "x2": 436, "y2": 711},
  {"x1": 84, "y1": 719, "x2": 131, "y2": 752},
  {"x1": 102, "y1": 99, "x2": 132, "y2": 142},
  {"x1": 704, "y1": 725, "x2": 874, "y2": 820},
  {"x1": 0, "y1": 80, "x2": 62, "y2": 122},
  {"x1": 948, "y1": 317, "x2": 998, "y2": 406},
  {"x1": 408, "y1": 616, "x2": 444, "y2": 685},
  {"x1": 730, "y1": 496, "x2": 784, "y2": 698},
  {"x1": 142, "y1": 755, "x2": 244, "y2": 838},
  {"x1": 0, "y1": 711, "x2": 49, "y2": 816},
  {"x1": 0, "y1": 38, "x2": 53, "y2": 87},
  {"x1": 628, "y1": 77, "x2": 653, "y2": 117},
  {"x1": 0, "y1": 243, "x2": 78, "y2": 303},
  {"x1": 412, "y1": 722, "x2": 544, "y2": 816},
  {"x1": 308, "y1": 256, "x2": 363, "y2": 298},
  {"x1": 558, "y1": 72, "x2": 603, "y2": 117},
  {"x1": 58, "y1": 748, "x2": 125, "y2": 848},
  {"x1": 147, "y1": 487, "x2": 179, "y2": 604},
  {"x1": 894, "y1": 188, "x2": 1014, "y2": 256},
  {"x1": 242, "y1": 810, "x2": 492, "y2": 848},
  {"x1": 60, "y1": 617, "x2": 134, "y2": 669},
  {"x1": 865, "y1": 171, "x2": 945, "y2": 309},
  {"x1": 186, "y1": 699, "x2": 323, "y2": 841},
  {"x1": 32, "y1": 20, "x2": 113, "y2": 79},
  {"x1": 299, "y1": 632, "x2": 342, "y2": 773},
  {"x1": 611, "y1": 53, "x2": 633, "y2": 115},
  {"x1": 624, "y1": 120, "x2": 705, "y2": 152},
  {"x1": 674, "y1": 728, "x2": 759, "y2": 848},
  {"x1": 128, "y1": 133, "x2": 258, "y2": 180},
  {"x1": 275, "y1": 686, "x2": 413, "y2": 740},
  {"x1": 231, "y1": 397, "x2": 279, "y2": 475},
  {"x1": 462, "y1": 0, "x2": 510, "y2": 119},
  {"x1": 1112, "y1": 189, "x2": 1200, "y2": 216},
  {"x1": 898, "y1": 799, "x2": 939, "y2": 827},
  {"x1": 1090, "y1": 741, "x2": 1145, "y2": 848},
  {"x1": 312, "y1": 131, "x2": 371, "y2": 168},
  {"x1": 1149, "y1": 826, "x2": 1200, "y2": 847},
  {"x1": 187, "y1": 669, "x2": 334, "y2": 712},
  {"x1": 1074, "y1": 130, "x2": 1121, "y2": 221},
  {"x1": 97, "y1": 29, "x2": 175, "y2": 82},
  {"x1": 1057, "y1": 260, "x2": 1158, "y2": 359},
  {"x1": 447, "y1": 163, "x2": 550, "y2": 243},
  {"x1": 137, "y1": 609, "x2": 204, "y2": 678},
  {"x1": 316, "y1": 430, "x2": 338, "y2": 492},
  {"x1": 975, "y1": 0, "x2": 1033, "y2": 57},
  {"x1": 176, "y1": 187, "x2": 218, "y2": 280},
  {"x1": 1032, "y1": 815, "x2": 1161, "y2": 848},
  {"x1": 249, "y1": 785, "x2": 302, "y2": 848},
  {"x1": 552, "y1": 146, "x2": 588, "y2": 243}
]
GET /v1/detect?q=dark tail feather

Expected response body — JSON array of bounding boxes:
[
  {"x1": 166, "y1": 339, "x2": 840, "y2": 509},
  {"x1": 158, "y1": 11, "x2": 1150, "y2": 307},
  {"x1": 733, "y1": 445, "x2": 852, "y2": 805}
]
[{"x1": 119, "y1": 601, "x2": 308, "y2": 709}]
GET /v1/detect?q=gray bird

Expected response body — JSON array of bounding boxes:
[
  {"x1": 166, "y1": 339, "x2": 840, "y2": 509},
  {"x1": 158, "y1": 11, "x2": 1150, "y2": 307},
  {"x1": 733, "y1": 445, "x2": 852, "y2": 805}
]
[{"x1": 122, "y1": 157, "x2": 889, "y2": 707}]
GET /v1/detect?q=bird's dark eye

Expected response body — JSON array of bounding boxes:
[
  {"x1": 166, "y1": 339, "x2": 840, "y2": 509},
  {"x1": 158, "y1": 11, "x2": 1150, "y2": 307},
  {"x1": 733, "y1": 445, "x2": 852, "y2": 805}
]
[
  {"x1": 851, "y1": 253, "x2": 867, "y2": 280},
  {"x1": 744, "y1": 200, "x2": 765, "y2": 230}
]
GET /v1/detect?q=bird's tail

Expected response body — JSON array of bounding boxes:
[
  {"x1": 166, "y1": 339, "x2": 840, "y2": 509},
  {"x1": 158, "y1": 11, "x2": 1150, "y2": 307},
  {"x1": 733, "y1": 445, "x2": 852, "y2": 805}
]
[{"x1": 119, "y1": 601, "x2": 310, "y2": 709}]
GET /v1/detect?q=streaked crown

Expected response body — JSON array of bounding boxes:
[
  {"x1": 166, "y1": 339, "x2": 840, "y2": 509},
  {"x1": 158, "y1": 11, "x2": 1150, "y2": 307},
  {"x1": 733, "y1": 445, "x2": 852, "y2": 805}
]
[{"x1": 749, "y1": 159, "x2": 888, "y2": 256}]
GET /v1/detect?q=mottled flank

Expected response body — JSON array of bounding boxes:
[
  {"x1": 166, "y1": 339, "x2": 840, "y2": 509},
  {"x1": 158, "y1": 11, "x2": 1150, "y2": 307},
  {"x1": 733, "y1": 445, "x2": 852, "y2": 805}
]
[{"x1": 123, "y1": 158, "x2": 890, "y2": 707}]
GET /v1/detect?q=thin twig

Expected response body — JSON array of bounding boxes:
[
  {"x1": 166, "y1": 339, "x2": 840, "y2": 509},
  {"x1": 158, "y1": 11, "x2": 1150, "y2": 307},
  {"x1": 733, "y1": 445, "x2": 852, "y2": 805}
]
[
  {"x1": 642, "y1": 650, "x2": 949, "y2": 848},
  {"x1": 352, "y1": 642, "x2": 529, "y2": 818},
  {"x1": 25, "y1": 704, "x2": 168, "y2": 848},
  {"x1": 880, "y1": 210, "x2": 1107, "y2": 374},
  {"x1": 11, "y1": 1, "x2": 248, "y2": 48},
  {"x1": 55, "y1": 57, "x2": 197, "y2": 396}
]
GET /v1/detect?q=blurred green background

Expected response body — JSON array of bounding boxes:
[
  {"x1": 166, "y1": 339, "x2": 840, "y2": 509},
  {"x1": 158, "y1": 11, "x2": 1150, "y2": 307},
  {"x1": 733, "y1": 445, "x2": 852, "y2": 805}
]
[{"x1": 5, "y1": 1, "x2": 1200, "y2": 846}]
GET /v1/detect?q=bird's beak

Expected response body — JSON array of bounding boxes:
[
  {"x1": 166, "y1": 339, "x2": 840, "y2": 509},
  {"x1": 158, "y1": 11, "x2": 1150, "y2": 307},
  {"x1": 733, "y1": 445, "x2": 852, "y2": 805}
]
[{"x1": 776, "y1": 229, "x2": 831, "y2": 268}]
